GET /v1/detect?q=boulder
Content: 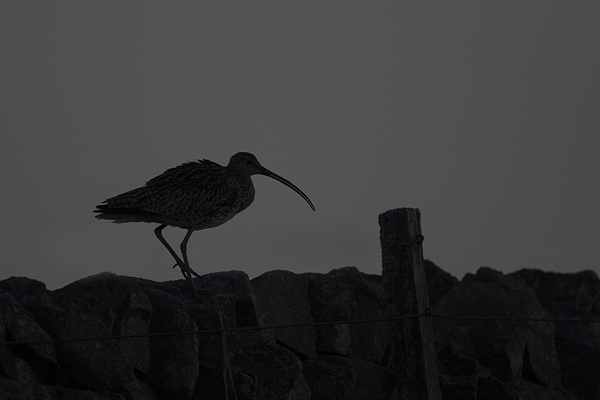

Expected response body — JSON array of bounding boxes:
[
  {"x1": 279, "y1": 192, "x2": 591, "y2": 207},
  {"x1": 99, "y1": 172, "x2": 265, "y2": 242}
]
[
  {"x1": 0, "y1": 289, "x2": 59, "y2": 383},
  {"x1": 118, "y1": 376, "x2": 164, "y2": 400},
  {"x1": 195, "y1": 270, "x2": 263, "y2": 328},
  {"x1": 424, "y1": 259, "x2": 459, "y2": 306},
  {"x1": 186, "y1": 293, "x2": 237, "y2": 400},
  {"x1": 2, "y1": 275, "x2": 135, "y2": 391},
  {"x1": 142, "y1": 287, "x2": 200, "y2": 400},
  {"x1": 316, "y1": 355, "x2": 397, "y2": 400},
  {"x1": 252, "y1": 270, "x2": 317, "y2": 359},
  {"x1": 510, "y1": 269, "x2": 600, "y2": 400},
  {"x1": 516, "y1": 380, "x2": 575, "y2": 400},
  {"x1": 162, "y1": 271, "x2": 260, "y2": 399},
  {"x1": 231, "y1": 330, "x2": 311, "y2": 400},
  {"x1": 49, "y1": 387, "x2": 127, "y2": 399},
  {"x1": 54, "y1": 273, "x2": 152, "y2": 376},
  {"x1": 46, "y1": 307, "x2": 133, "y2": 390},
  {"x1": 301, "y1": 359, "x2": 356, "y2": 400},
  {"x1": 305, "y1": 267, "x2": 387, "y2": 362},
  {"x1": 435, "y1": 326, "x2": 480, "y2": 400},
  {"x1": 475, "y1": 376, "x2": 518, "y2": 400},
  {"x1": 433, "y1": 267, "x2": 561, "y2": 390},
  {"x1": 0, "y1": 356, "x2": 51, "y2": 400},
  {"x1": 132, "y1": 276, "x2": 241, "y2": 399},
  {"x1": 0, "y1": 277, "x2": 55, "y2": 318}
]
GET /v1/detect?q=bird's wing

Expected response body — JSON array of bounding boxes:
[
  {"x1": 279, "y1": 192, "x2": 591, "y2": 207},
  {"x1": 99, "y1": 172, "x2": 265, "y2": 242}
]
[
  {"x1": 101, "y1": 160, "x2": 243, "y2": 219},
  {"x1": 144, "y1": 159, "x2": 221, "y2": 186}
]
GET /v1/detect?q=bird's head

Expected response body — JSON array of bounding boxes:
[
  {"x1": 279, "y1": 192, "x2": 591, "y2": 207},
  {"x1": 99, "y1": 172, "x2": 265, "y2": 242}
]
[
  {"x1": 228, "y1": 152, "x2": 265, "y2": 175},
  {"x1": 228, "y1": 152, "x2": 315, "y2": 211}
]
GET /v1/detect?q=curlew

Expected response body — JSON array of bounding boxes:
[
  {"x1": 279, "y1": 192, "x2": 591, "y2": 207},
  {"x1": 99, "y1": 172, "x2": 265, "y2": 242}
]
[{"x1": 95, "y1": 152, "x2": 315, "y2": 293}]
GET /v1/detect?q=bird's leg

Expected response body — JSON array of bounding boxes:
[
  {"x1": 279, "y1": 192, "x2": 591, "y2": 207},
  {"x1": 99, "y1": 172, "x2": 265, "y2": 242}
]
[
  {"x1": 180, "y1": 229, "x2": 198, "y2": 292},
  {"x1": 154, "y1": 224, "x2": 188, "y2": 278}
]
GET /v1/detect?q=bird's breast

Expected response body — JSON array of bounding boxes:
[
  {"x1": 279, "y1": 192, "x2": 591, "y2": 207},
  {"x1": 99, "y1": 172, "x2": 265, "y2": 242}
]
[{"x1": 236, "y1": 177, "x2": 255, "y2": 212}]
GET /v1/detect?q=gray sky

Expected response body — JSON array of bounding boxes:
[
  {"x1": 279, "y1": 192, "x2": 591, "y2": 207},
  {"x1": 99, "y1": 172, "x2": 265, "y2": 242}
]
[{"x1": 1, "y1": 2, "x2": 599, "y2": 290}]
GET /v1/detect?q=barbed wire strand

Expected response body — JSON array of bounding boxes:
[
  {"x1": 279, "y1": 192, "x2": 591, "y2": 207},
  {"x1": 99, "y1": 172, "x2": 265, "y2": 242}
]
[
  {"x1": 0, "y1": 313, "x2": 427, "y2": 347},
  {"x1": 1, "y1": 309, "x2": 598, "y2": 347}
]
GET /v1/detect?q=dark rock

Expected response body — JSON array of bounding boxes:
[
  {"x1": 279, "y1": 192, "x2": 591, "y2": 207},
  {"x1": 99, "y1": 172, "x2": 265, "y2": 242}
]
[
  {"x1": 516, "y1": 380, "x2": 576, "y2": 400},
  {"x1": 0, "y1": 356, "x2": 51, "y2": 400},
  {"x1": 508, "y1": 269, "x2": 600, "y2": 318},
  {"x1": 316, "y1": 355, "x2": 397, "y2": 400},
  {"x1": 433, "y1": 267, "x2": 561, "y2": 389},
  {"x1": 0, "y1": 277, "x2": 54, "y2": 317},
  {"x1": 0, "y1": 264, "x2": 595, "y2": 400},
  {"x1": 554, "y1": 339, "x2": 600, "y2": 400},
  {"x1": 0, "y1": 342, "x2": 16, "y2": 379},
  {"x1": 476, "y1": 376, "x2": 517, "y2": 400},
  {"x1": 232, "y1": 330, "x2": 311, "y2": 400},
  {"x1": 50, "y1": 386, "x2": 126, "y2": 399},
  {"x1": 195, "y1": 270, "x2": 263, "y2": 328},
  {"x1": 0, "y1": 377, "x2": 40, "y2": 400},
  {"x1": 0, "y1": 289, "x2": 58, "y2": 383},
  {"x1": 45, "y1": 376, "x2": 161, "y2": 400},
  {"x1": 0, "y1": 276, "x2": 61, "y2": 384},
  {"x1": 130, "y1": 274, "x2": 258, "y2": 399},
  {"x1": 435, "y1": 326, "x2": 480, "y2": 400},
  {"x1": 510, "y1": 269, "x2": 600, "y2": 400},
  {"x1": 305, "y1": 267, "x2": 387, "y2": 362},
  {"x1": 54, "y1": 273, "x2": 152, "y2": 376},
  {"x1": 439, "y1": 374, "x2": 477, "y2": 400},
  {"x1": 156, "y1": 272, "x2": 257, "y2": 399},
  {"x1": 118, "y1": 376, "x2": 164, "y2": 400},
  {"x1": 2, "y1": 276, "x2": 134, "y2": 390},
  {"x1": 301, "y1": 359, "x2": 356, "y2": 400},
  {"x1": 424, "y1": 259, "x2": 459, "y2": 306},
  {"x1": 49, "y1": 307, "x2": 132, "y2": 390},
  {"x1": 252, "y1": 270, "x2": 317, "y2": 359},
  {"x1": 186, "y1": 294, "x2": 237, "y2": 400},
  {"x1": 143, "y1": 287, "x2": 200, "y2": 400},
  {"x1": 232, "y1": 370, "x2": 257, "y2": 400},
  {"x1": 0, "y1": 377, "x2": 38, "y2": 400}
]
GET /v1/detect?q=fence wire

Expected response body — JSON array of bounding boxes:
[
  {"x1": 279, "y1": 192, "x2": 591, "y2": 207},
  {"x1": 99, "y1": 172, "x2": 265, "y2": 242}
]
[{"x1": 1, "y1": 309, "x2": 598, "y2": 347}]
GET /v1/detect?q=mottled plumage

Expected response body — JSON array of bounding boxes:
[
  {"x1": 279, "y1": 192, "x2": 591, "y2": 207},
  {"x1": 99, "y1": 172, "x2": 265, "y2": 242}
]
[
  {"x1": 95, "y1": 152, "x2": 315, "y2": 293},
  {"x1": 95, "y1": 159, "x2": 254, "y2": 229}
]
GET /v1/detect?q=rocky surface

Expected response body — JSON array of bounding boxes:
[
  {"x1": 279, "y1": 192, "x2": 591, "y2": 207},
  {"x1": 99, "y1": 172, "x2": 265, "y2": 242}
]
[
  {"x1": 0, "y1": 262, "x2": 597, "y2": 399},
  {"x1": 509, "y1": 269, "x2": 600, "y2": 400},
  {"x1": 304, "y1": 267, "x2": 387, "y2": 363},
  {"x1": 433, "y1": 267, "x2": 564, "y2": 399}
]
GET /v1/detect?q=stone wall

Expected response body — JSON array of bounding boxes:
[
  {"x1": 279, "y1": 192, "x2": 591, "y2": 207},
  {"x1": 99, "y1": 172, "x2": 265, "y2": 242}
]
[{"x1": 0, "y1": 262, "x2": 598, "y2": 400}]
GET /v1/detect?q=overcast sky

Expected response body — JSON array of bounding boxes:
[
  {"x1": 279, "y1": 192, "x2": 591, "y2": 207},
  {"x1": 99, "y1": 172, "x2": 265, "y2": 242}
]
[{"x1": 1, "y1": 2, "x2": 599, "y2": 290}]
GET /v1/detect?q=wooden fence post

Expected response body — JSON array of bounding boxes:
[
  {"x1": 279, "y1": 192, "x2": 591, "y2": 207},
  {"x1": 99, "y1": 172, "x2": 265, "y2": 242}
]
[{"x1": 379, "y1": 208, "x2": 441, "y2": 400}]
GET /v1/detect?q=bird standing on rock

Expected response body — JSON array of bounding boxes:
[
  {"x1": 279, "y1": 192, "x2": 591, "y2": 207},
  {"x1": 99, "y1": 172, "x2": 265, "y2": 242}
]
[{"x1": 94, "y1": 152, "x2": 315, "y2": 293}]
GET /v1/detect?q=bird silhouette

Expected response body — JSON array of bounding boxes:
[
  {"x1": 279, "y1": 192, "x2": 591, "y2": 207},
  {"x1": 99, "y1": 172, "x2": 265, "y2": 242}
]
[{"x1": 95, "y1": 152, "x2": 315, "y2": 293}]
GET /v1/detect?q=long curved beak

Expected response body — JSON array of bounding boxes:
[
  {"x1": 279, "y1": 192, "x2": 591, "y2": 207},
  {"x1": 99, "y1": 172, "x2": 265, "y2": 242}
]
[{"x1": 261, "y1": 168, "x2": 316, "y2": 211}]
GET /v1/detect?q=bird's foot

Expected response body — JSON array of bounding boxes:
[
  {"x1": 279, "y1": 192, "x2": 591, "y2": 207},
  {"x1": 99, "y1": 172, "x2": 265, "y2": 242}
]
[
  {"x1": 186, "y1": 279, "x2": 203, "y2": 299},
  {"x1": 173, "y1": 263, "x2": 202, "y2": 279}
]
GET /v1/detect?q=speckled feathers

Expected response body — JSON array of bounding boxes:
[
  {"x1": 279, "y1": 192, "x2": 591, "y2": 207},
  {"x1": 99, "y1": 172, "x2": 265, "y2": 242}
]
[{"x1": 95, "y1": 158, "x2": 255, "y2": 229}]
